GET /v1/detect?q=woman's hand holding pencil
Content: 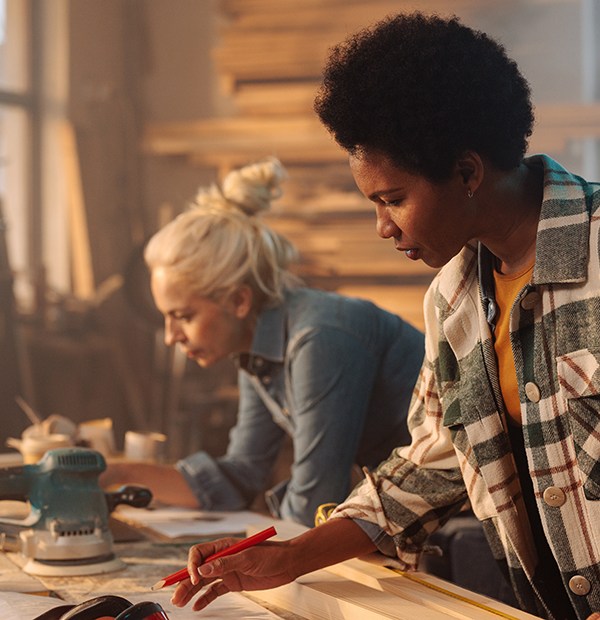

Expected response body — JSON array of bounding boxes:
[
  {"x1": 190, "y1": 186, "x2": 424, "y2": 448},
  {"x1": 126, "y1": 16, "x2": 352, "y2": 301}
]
[
  {"x1": 168, "y1": 523, "x2": 304, "y2": 612},
  {"x1": 151, "y1": 526, "x2": 277, "y2": 591},
  {"x1": 169, "y1": 517, "x2": 375, "y2": 613}
]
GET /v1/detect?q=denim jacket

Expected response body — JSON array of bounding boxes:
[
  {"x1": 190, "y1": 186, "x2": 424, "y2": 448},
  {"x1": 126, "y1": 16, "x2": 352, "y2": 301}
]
[{"x1": 178, "y1": 287, "x2": 424, "y2": 526}]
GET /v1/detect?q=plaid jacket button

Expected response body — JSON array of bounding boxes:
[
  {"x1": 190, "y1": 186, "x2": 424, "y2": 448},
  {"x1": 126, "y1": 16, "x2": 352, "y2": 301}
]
[
  {"x1": 568, "y1": 575, "x2": 591, "y2": 596},
  {"x1": 520, "y1": 291, "x2": 540, "y2": 310},
  {"x1": 542, "y1": 486, "x2": 566, "y2": 507},
  {"x1": 525, "y1": 382, "x2": 541, "y2": 402}
]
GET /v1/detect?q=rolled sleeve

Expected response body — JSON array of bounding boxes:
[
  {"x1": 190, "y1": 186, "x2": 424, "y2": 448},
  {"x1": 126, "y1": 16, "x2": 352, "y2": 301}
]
[
  {"x1": 176, "y1": 451, "x2": 248, "y2": 511},
  {"x1": 354, "y1": 518, "x2": 398, "y2": 558}
]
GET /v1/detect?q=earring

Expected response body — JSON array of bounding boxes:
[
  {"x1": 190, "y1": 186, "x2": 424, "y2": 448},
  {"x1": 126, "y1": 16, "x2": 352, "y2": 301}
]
[{"x1": 467, "y1": 189, "x2": 474, "y2": 199}]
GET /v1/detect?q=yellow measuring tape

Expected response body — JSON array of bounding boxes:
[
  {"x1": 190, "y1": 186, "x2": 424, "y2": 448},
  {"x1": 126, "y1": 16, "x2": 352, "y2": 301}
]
[
  {"x1": 314, "y1": 502, "x2": 338, "y2": 527},
  {"x1": 392, "y1": 569, "x2": 523, "y2": 620}
]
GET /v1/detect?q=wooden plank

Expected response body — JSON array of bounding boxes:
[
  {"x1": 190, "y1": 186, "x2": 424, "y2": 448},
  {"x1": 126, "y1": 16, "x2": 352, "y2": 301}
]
[
  {"x1": 325, "y1": 558, "x2": 542, "y2": 620},
  {"x1": 215, "y1": 1, "x2": 506, "y2": 84},
  {"x1": 59, "y1": 120, "x2": 95, "y2": 300},
  {"x1": 222, "y1": 0, "x2": 490, "y2": 24},
  {"x1": 265, "y1": 217, "x2": 436, "y2": 275},
  {"x1": 530, "y1": 103, "x2": 600, "y2": 152},
  {"x1": 142, "y1": 116, "x2": 342, "y2": 164},
  {"x1": 266, "y1": 212, "x2": 435, "y2": 329},
  {"x1": 142, "y1": 103, "x2": 600, "y2": 166},
  {"x1": 250, "y1": 522, "x2": 539, "y2": 620},
  {"x1": 234, "y1": 82, "x2": 317, "y2": 116},
  {"x1": 253, "y1": 569, "x2": 466, "y2": 620}
]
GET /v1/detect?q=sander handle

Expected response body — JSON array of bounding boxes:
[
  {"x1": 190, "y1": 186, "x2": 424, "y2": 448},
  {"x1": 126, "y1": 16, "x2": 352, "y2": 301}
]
[
  {"x1": 105, "y1": 484, "x2": 153, "y2": 513},
  {"x1": 0, "y1": 466, "x2": 30, "y2": 501}
]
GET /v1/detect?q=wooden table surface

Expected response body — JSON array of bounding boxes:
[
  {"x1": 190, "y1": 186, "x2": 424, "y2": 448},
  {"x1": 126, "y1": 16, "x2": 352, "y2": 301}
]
[
  {"x1": 1, "y1": 514, "x2": 539, "y2": 620},
  {"x1": 3, "y1": 521, "x2": 304, "y2": 619}
]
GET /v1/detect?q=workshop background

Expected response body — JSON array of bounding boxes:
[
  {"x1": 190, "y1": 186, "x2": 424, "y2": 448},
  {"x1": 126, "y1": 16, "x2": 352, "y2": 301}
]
[{"x1": 0, "y1": 0, "x2": 598, "y2": 467}]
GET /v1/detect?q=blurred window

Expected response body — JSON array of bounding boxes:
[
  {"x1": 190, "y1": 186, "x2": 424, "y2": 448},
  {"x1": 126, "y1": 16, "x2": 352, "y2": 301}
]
[
  {"x1": 0, "y1": 0, "x2": 68, "y2": 311},
  {"x1": 0, "y1": 0, "x2": 32, "y2": 307},
  {"x1": 0, "y1": 0, "x2": 28, "y2": 92}
]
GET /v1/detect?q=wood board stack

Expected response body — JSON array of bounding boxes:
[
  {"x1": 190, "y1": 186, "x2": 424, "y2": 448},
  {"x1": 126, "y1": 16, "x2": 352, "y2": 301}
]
[
  {"x1": 215, "y1": 0, "x2": 482, "y2": 87},
  {"x1": 142, "y1": 0, "x2": 600, "y2": 328},
  {"x1": 141, "y1": 0, "x2": 445, "y2": 326}
]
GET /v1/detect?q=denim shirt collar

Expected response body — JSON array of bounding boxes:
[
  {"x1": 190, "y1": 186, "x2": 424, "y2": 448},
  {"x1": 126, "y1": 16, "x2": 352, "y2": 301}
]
[{"x1": 238, "y1": 302, "x2": 286, "y2": 375}]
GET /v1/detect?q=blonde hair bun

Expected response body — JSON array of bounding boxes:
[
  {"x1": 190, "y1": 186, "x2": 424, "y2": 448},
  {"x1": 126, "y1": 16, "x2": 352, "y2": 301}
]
[
  {"x1": 196, "y1": 156, "x2": 287, "y2": 216},
  {"x1": 145, "y1": 156, "x2": 300, "y2": 309}
]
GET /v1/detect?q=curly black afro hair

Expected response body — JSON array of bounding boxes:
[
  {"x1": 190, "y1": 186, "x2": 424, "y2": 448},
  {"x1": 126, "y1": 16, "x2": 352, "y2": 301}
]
[{"x1": 314, "y1": 12, "x2": 534, "y2": 181}]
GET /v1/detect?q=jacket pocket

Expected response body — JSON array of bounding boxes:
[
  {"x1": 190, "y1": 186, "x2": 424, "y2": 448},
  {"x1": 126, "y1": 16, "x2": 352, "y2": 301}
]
[{"x1": 557, "y1": 348, "x2": 600, "y2": 500}]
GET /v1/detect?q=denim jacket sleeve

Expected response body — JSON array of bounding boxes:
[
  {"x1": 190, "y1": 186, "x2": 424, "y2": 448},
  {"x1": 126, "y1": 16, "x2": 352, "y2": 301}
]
[{"x1": 176, "y1": 370, "x2": 285, "y2": 511}]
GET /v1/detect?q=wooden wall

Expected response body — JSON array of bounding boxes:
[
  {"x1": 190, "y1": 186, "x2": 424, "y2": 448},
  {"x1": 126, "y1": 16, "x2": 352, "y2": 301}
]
[
  {"x1": 143, "y1": 0, "x2": 449, "y2": 330},
  {"x1": 142, "y1": 0, "x2": 600, "y2": 331}
]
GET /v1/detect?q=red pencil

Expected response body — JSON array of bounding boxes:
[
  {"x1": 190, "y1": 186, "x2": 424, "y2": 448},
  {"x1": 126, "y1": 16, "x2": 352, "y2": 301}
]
[{"x1": 150, "y1": 525, "x2": 277, "y2": 591}]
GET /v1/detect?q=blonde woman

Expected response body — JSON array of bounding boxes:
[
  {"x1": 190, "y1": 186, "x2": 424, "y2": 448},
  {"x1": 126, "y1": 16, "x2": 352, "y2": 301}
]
[{"x1": 104, "y1": 157, "x2": 424, "y2": 527}]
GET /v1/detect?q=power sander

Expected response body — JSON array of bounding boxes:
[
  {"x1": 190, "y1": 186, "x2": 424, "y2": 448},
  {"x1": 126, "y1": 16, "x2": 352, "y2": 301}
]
[{"x1": 0, "y1": 447, "x2": 152, "y2": 576}]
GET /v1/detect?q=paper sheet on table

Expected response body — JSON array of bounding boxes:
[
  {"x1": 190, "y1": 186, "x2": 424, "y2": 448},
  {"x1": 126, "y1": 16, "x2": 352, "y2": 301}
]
[
  {"x1": 0, "y1": 592, "x2": 61, "y2": 620},
  {"x1": 0, "y1": 554, "x2": 49, "y2": 594},
  {"x1": 113, "y1": 506, "x2": 276, "y2": 540},
  {"x1": 0, "y1": 590, "x2": 282, "y2": 619}
]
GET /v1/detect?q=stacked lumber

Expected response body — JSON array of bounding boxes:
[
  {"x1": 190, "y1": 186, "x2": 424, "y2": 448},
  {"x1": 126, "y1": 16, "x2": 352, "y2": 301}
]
[
  {"x1": 216, "y1": 0, "x2": 485, "y2": 85},
  {"x1": 142, "y1": 116, "x2": 340, "y2": 167},
  {"x1": 264, "y1": 209, "x2": 436, "y2": 328},
  {"x1": 142, "y1": 0, "x2": 600, "y2": 327},
  {"x1": 142, "y1": 102, "x2": 600, "y2": 171},
  {"x1": 140, "y1": 1, "x2": 441, "y2": 325}
]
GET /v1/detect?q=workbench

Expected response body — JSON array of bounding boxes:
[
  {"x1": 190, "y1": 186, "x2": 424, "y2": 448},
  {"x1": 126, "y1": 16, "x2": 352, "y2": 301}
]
[
  {"x1": 1, "y1": 519, "x2": 302, "y2": 619},
  {"x1": 1, "y1": 514, "x2": 541, "y2": 620},
  {"x1": 0, "y1": 448, "x2": 539, "y2": 619}
]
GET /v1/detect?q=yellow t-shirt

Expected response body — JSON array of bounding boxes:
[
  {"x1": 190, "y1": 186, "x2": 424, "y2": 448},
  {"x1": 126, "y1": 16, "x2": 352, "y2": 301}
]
[{"x1": 492, "y1": 262, "x2": 534, "y2": 425}]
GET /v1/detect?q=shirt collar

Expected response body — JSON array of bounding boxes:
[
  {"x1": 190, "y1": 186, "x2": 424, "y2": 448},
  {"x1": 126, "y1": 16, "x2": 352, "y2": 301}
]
[
  {"x1": 252, "y1": 302, "x2": 286, "y2": 361},
  {"x1": 437, "y1": 155, "x2": 594, "y2": 316},
  {"x1": 530, "y1": 154, "x2": 592, "y2": 285}
]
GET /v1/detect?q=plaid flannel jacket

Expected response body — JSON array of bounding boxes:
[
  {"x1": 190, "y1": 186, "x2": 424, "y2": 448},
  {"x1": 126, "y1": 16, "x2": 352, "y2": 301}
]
[{"x1": 331, "y1": 155, "x2": 600, "y2": 619}]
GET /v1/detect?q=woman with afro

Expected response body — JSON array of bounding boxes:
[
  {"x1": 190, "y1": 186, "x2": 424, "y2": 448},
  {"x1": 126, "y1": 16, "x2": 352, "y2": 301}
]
[{"x1": 172, "y1": 13, "x2": 600, "y2": 620}]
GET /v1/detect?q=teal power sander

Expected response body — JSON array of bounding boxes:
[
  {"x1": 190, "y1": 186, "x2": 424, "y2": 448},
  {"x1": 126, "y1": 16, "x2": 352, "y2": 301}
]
[{"x1": 0, "y1": 447, "x2": 152, "y2": 576}]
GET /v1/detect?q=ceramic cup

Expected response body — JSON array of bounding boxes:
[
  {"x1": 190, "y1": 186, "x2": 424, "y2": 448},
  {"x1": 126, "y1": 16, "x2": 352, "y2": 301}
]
[
  {"x1": 124, "y1": 430, "x2": 167, "y2": 463},
  {"x1": 78, "y1": 418, "x2": 117, "y2": 458}
]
